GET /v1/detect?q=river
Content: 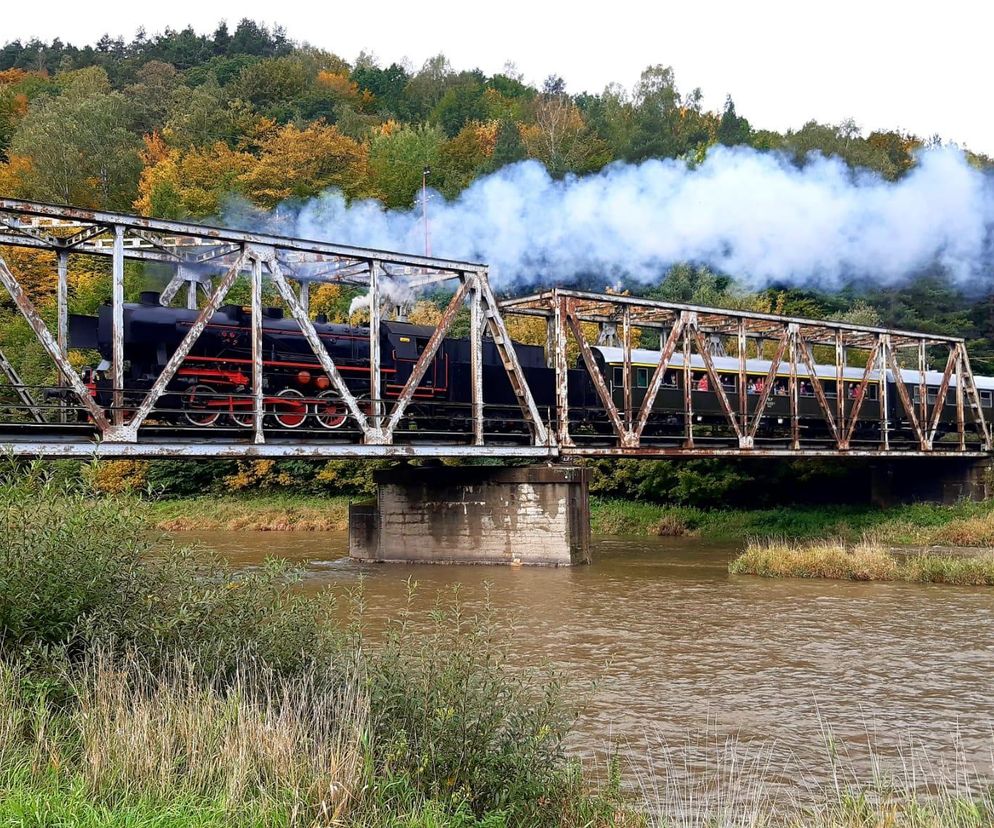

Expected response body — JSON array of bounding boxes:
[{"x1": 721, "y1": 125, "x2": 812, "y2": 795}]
[{"x1": 181, "y1": 530, "x2": 994, "y2": 798}]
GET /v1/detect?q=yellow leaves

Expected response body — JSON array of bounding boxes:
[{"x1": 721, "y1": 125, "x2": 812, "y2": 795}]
[
  {"x1": 88, "y1": 460, "x2": 149, "y2": 495},
  {"x1": 0, "y1": 155, "x2": 31, "y2": 199},
  {"x1": 1, "y1": 246, "x2": 56, "y2": 304},
  {"x1": 239, "y1": 122, "x2": 369, "y2": 208},
  {"x1": 308, "y1": 283, "x2": 345, "y2": 322},
  {"x1": 223, "y1": 459, "x2": 294, "y2": 490},
  {"x1": 134, "y1": 141, "x2": 253, "y2": 218},
  {"x1": 316, "y1": 71, "x2": 372, "y2": 110},
  {"x1": 406, "y1": 300, "x2": 443, "y2": 327}
]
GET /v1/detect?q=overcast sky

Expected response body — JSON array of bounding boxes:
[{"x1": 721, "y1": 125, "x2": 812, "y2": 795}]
[{"x1": 5, "y1": 0, "x2": 992, "y2": 154}]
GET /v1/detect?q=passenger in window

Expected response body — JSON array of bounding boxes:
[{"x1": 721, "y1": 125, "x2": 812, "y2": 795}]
[{"x1": 696, "y1": 375, "x2": 709, "y2": 391}]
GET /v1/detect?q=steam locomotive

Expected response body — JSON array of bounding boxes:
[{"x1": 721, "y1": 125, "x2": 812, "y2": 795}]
[{"x1": 67, "y1": 291, "x2": 994, "y2": 444}]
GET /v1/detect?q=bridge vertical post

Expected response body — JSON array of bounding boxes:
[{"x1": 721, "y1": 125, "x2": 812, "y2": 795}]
[
  {"x1": 251, "y1": 253, "x2": 265, "y2": 444},
  {"x1": 836, "y1": 330, "x2": 845, "y2": 447},
  {"x1": 300, "y1": 281, "x2": 310, "y2": 314},
  {"x1": 737, "y1": 319, "x2": 747, "y2": 435},
  {"x1": 955, "y1": 344, "x2": 966, "y2": 451},
  {"x1": 879, "y1": 335, "x2": 890, "y2": 451},
  {"x1": 111, "y1": 224, "x2": 125, "y2": 426},
  {"x1": 369, "y1": 259, "x2": 382, "y2": 435},
  {"x1": 469, "y1": 273, "x2": 484, "y2": 446},
  {"x1": 553, "y1": 294, "x2": 572, "y2": 447},
  {"x1": 56, "y1": 250, "x2": 68, "y2": 422},
  {"x1": 682, "y1": 317, "x2": 694, "y2": 448},
  {"x1": 622, "y1": 306, "x2": 632, "y2": 432},
  {"x1": 788, "y1": 323, "x2": 800, "y2": 449},
  {"x1": 918, "y1": 339, "x2": 928, "y2": 436}
]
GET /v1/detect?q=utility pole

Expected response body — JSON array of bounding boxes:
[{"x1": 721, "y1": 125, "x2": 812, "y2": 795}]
[{"x1": 422, "y1": 165, "x2": 431, "y2": 257}]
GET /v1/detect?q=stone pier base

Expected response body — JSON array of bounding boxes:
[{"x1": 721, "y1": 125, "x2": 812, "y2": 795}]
[
  {"x1": 349, "y1": 465, "x2": 591, "y2": 566},
  {"x1": 870, "y1": 457, "x2": 993, "y2": 507}
]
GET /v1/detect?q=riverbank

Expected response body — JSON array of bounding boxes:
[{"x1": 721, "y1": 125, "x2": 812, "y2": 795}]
[{"x1": 154, "y1": 493, "x2": 994, "y2": 547}]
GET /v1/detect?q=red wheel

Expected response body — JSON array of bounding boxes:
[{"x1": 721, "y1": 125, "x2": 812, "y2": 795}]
[
  {"x1": 271, "y1": 388, "x2": 307, "y2": 428},
  {"x1": 312, "y1": 390, "x2": 348, "y2": 430},
  {"x1": 228, "y1": 396, "x2": 255, "y2": 428},
  {"x1": 182, "y1": 384, "x2": 220, "y2": 427}
]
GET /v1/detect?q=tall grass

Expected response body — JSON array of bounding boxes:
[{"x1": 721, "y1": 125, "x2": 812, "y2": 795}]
[
  {"x1": 0, "y1": 652, "x2": 366, "y2": 824},
  {"x1": 729, "y1": 538, "x2": 994, "y2": 584}
]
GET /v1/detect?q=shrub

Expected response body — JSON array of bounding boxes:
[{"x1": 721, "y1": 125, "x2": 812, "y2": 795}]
[
  {"x1": 0, "y1": 468, "x2": 342, "y2": 677},
  {"x1": 362, "y1": 584, "x2": 580, "y2": 825}
]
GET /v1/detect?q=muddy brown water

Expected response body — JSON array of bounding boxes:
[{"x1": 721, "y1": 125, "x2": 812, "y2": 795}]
[{"x1": 176, "y1": 530, "x2": 994, "y2": 794}]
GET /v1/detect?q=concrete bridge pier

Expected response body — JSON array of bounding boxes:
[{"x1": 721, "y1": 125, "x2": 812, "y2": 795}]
[
  {"x1": 870, "y1": 457, "x2": 994, "y2": 507},
  {"x1": 349, "y1": 464, "x2": 591, "y2": 566}
]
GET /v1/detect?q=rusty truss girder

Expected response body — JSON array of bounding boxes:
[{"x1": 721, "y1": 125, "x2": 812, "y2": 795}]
[
  {"x1": 0, "y1": 201, "x2": 988, "y2": 459},
  {"x1": 0, "y1": 199, "x2": 550, "y2": 456},
  {"x1": 501, "y1": 289, "x2": 992, "y2": 457}
]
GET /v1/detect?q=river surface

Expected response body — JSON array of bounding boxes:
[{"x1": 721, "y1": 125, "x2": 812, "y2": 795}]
[{"x1": 179, "y1": 530, "x2": 994, "y2": 796}]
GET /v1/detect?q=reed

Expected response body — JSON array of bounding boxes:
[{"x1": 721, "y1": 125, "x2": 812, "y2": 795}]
[{"x1": 730, "y1": 538, "x2": 994, "y2": 584}]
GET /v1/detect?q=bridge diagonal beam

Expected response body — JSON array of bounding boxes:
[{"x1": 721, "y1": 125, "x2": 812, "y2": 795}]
[
  {"x1": 690, "y1": 320, "x2": 743, "y2": 442},
  {"x1": 842, "y1": 340, "x2": 882, "y2": 448},
  {"x1": 633, "y1": 315, "x2": 685, "y2": 442},
  {"x1": 926, "y1": 347, "x2": 957, "y2": 447},
  {"x1": 264, "y1": 252, "x2": 374, "y2": 439},
  {"x1": 884, "y1": 337, "x2": 927, "y2": 450},
  {"x1": 746, "y1": 327, "x2": 791, "y2": 441},
  {"x1": 0, "y1": 214, "x2": 61, "y2": 248},
  {"x1": 564, "y1": 299, "x2": 630, "y2": 446},
  {"x1": 106, "y1": 251, "x2": 250, "y2": 441},
  {"x1": 797, "y1": 331, "x2": 842, "y2": 448},
  {"x1": 478, "y1": 275, "x2": 549, "y2": 446},
  {"x1": 958, "y1": 344, "x2": 992, "y2": 450},
  {"x1": 0, "y1": 347, "x2": 45, "y2": 423},
  {"x1": 0, "y1": 253, "x2": 110, "y2": 431},
  {"x1": 383, "y1": 277, "x2": 470, "y2": 440}
]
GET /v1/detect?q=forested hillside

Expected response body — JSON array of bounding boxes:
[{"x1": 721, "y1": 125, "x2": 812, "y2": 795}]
[{"x1": 1, "y1": 19, "x2": 993, "y2": 503}]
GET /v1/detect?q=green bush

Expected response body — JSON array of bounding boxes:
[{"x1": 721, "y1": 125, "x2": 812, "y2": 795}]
[
  {"x1": 362, "y1": 584, "x2": 582, "y2": 825},
  {"x1": 0, "y1": 465, "x2": 342, "y2": 678}
]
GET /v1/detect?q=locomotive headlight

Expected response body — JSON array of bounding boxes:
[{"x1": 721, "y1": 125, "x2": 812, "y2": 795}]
[
  {"x1": 297, "y1": 371, "x2": 312, "y2": 385},
  {"x1": 315, "y1": 376, "x2": 331, "y2": 390}
]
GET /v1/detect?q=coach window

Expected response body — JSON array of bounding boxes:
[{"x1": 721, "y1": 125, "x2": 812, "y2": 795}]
[
  {"x1": 612, "y1": 367, "x2": 624, "y2": 388},
  {"x1": 982, "y1": 390, "x2": 993, "y2": 407},
  {"x1": 636, "y1": 368, "x2": 649, "y2": 388}
]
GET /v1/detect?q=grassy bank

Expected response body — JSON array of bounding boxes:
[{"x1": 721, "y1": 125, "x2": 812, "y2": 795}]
[
  {"x1": 590, "y1": 497, "x2": 994, "y2": 546},
  {"x1": 729, "y1": 538, "x2": 994, "y2": 584},
  {"x1": 152, "y1": 493, "x2": 994, "y2": 548},
  {"x1": 151, "y1": 493, "x2": 352, "y2": 531}
]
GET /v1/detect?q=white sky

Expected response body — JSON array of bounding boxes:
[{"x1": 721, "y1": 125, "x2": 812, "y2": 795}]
[{"x1": 4, "y1": 0, "x2": 993, "y2": 154}]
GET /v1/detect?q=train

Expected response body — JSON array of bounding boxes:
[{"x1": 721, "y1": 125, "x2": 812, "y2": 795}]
[{"x1": 66, "y1": 291, "x2": 994, "y2": 444}]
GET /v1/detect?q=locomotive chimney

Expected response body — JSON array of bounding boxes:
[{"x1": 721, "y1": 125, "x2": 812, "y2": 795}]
[{"x1": 139, "y1": 291, "x2": 161, "y2": 305}]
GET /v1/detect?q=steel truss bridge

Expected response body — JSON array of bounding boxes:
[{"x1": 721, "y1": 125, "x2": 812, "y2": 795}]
[{"x1": 0, "y1": 198, "x2": 989, "y2": 460}]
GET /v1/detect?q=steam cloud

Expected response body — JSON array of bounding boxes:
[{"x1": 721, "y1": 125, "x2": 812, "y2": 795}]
[{"x1": 272, "y1": 146, "x2": 994, "y2": 292}]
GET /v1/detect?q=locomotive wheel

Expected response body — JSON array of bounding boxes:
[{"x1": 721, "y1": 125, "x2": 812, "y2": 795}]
[
  {"x1": 228, "y1": 403, "x2": 255, "y2": 428},
  {"x1": 312, "y1": 390, "x2": 348, "y2": 430},
  {"x1": 271, "y1": 388, "x2": 307, "y2": 428},
  {"x1": 182, "y1": 384, "x2": 220, "y2": 427}
]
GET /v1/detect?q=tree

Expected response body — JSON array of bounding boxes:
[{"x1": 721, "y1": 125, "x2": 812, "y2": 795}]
[
  {"x1": 519, "y1": 94, "x2": 610, "y2": 176},
  {"x1": 368, "y1": 123, "x2": 444, "y2": 208},
  {"x1": 134, "y1": 133, "x2": 252, "y2": 218},
  {"x1": 240, "y1": 122, "x2": 369, "y2": 207},
  {"x1": 8, "y1": 67, "x2": 141, "y2": 209},
  {"x1": 126, "y1": 60, "x2": 180, "y2": 134},
  {"x1": 717, "y1": 95, "x2": 750, "y2": 146}
]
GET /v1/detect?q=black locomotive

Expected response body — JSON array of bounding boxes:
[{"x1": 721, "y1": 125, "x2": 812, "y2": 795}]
[{"x1": 67, "y1": 291, "x2": 994, "y2": 446}]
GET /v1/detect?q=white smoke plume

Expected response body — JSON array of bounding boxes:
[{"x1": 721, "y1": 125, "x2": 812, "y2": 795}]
[{"x1": 278, "y1": 146, "x2": 994, "y2": 292}]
